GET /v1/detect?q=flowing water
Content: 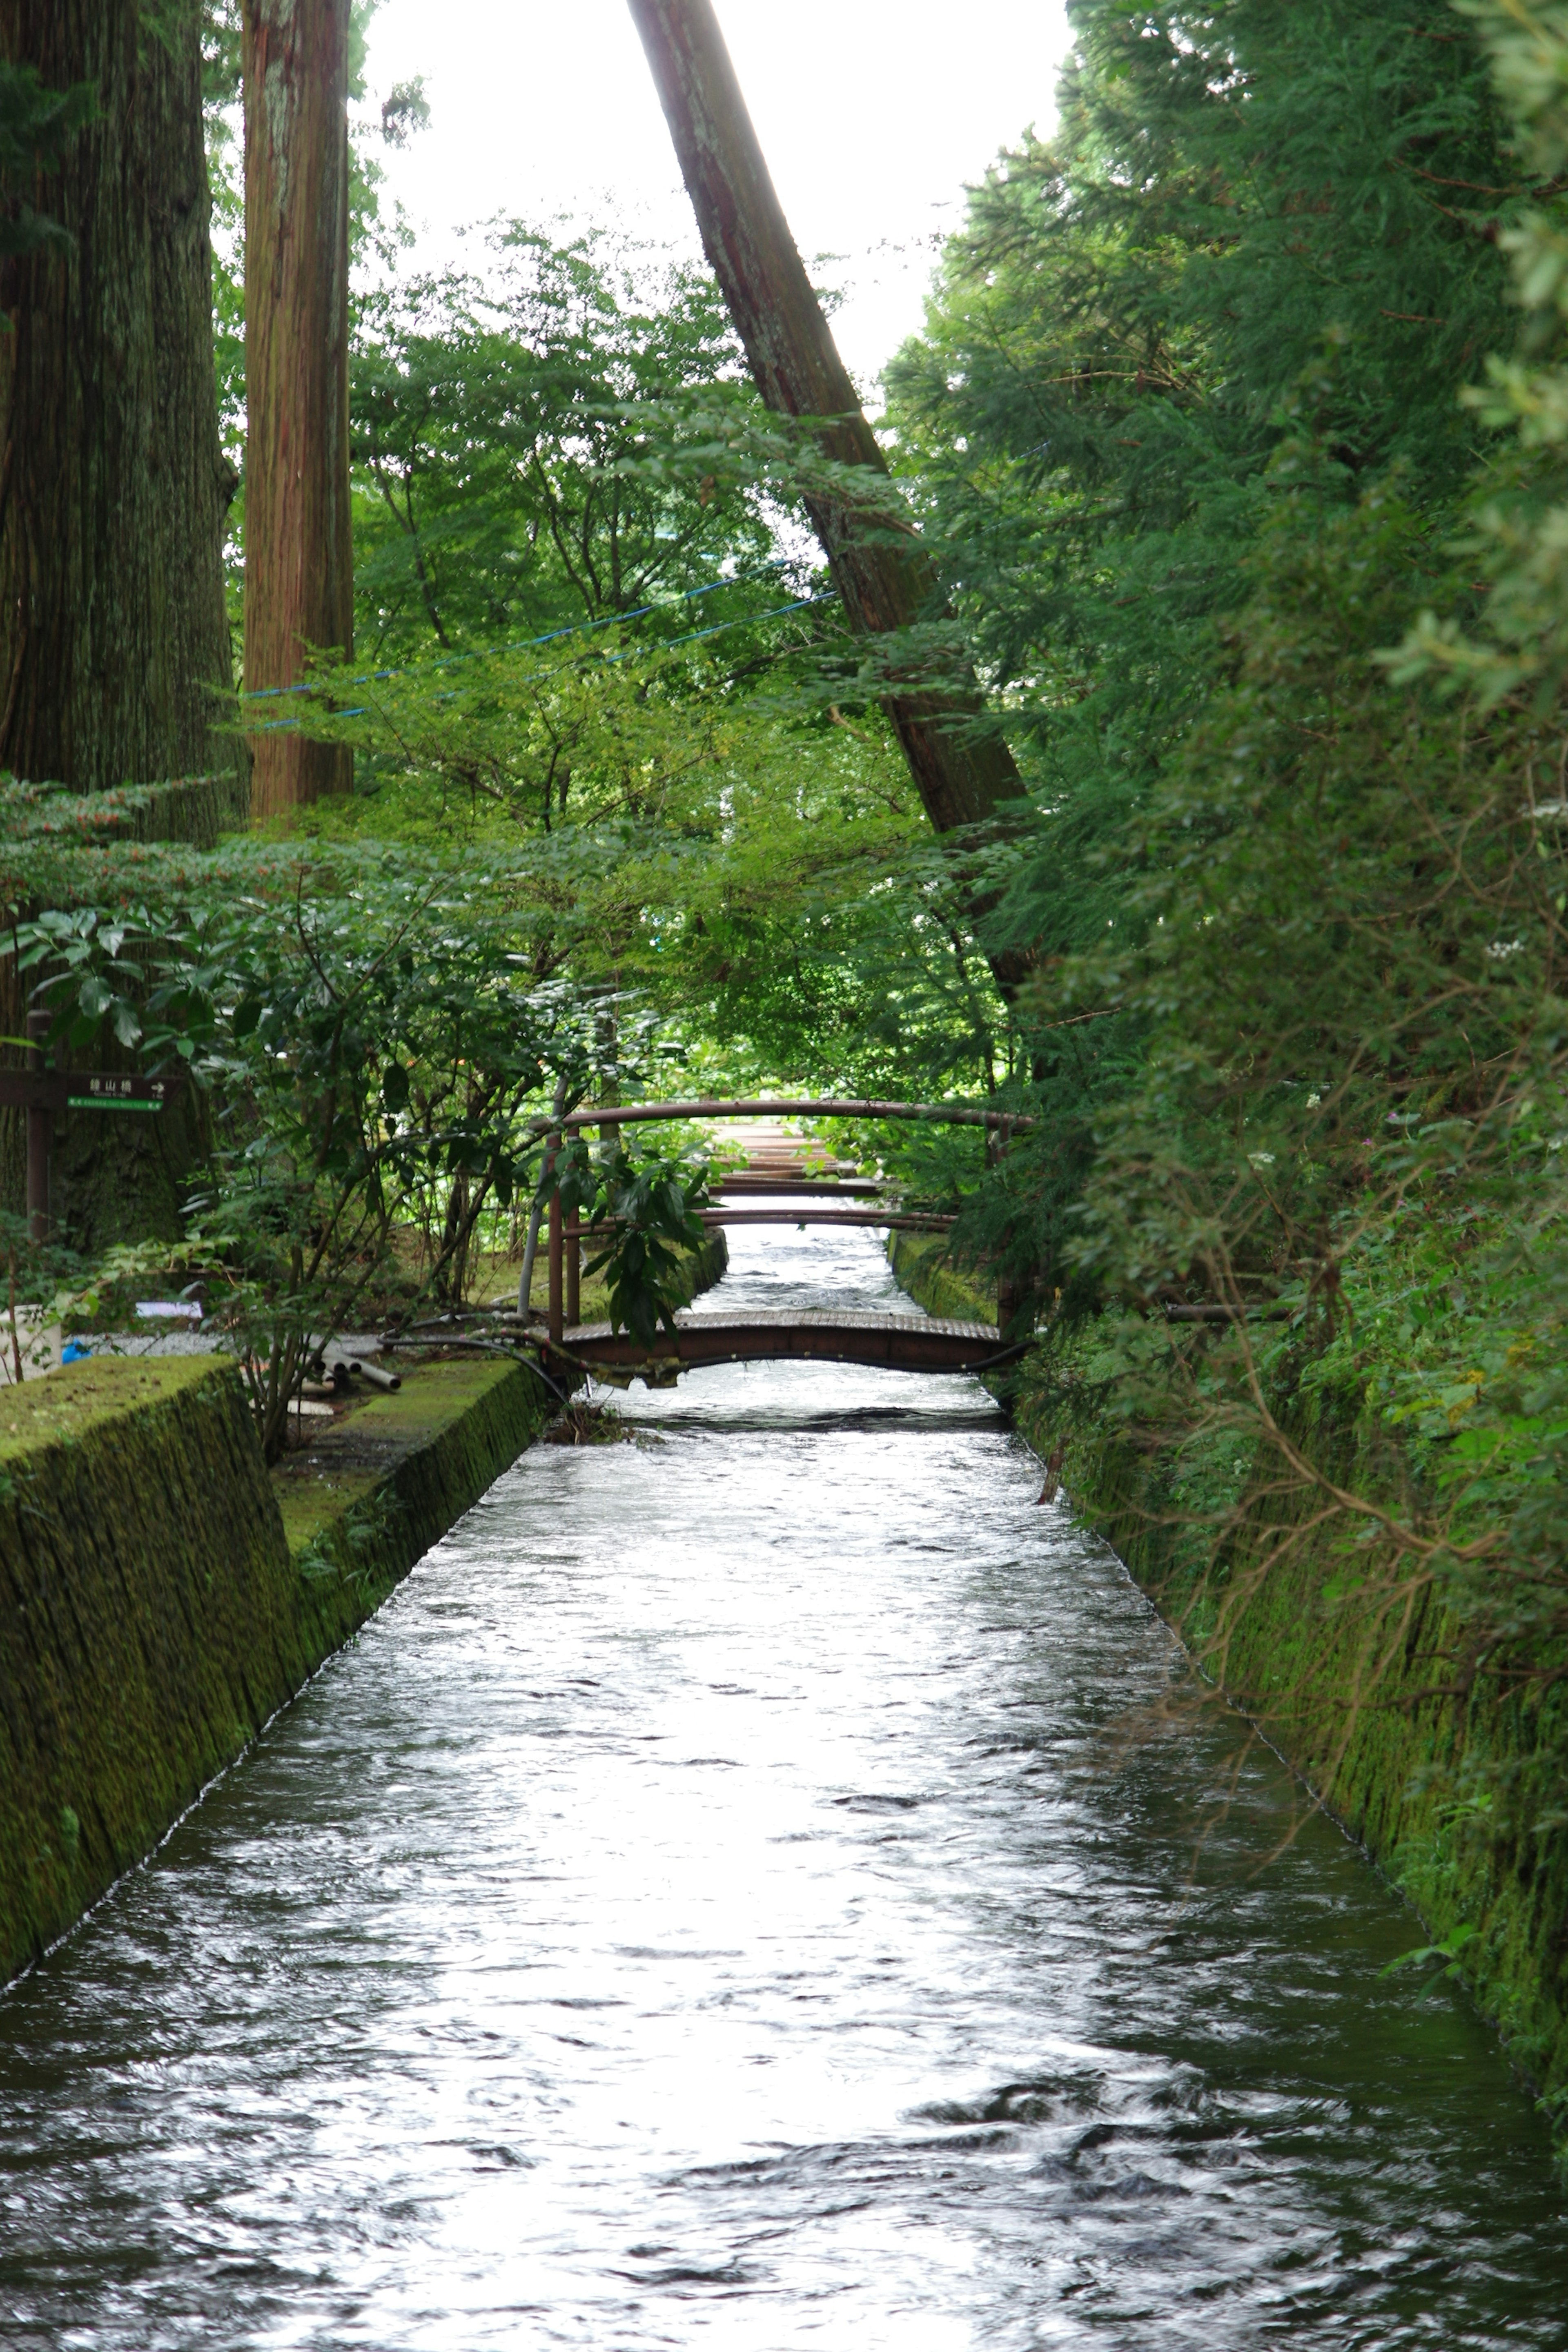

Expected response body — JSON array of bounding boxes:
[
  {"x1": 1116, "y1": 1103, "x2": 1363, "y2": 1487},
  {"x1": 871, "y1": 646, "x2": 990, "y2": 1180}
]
[{"x1": 0, "y1": 1221, "x2": 1564, "y2": 2348}]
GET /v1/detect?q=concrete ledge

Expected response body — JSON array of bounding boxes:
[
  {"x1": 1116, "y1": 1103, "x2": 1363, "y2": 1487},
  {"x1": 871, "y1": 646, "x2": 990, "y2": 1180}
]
[{"x1": 272, "y1": 1356, "x2": 553, "y2": 1612}]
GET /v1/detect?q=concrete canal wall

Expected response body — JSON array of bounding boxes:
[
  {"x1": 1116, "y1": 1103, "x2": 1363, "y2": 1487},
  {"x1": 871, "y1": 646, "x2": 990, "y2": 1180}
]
[
  {"x1": 0, "y1": 1352, "x2": 554, "y2": 1987},
  {"x1": 0, "y1": 1227, "x2": 731, "y2": 1985},
  {"x1": 889, "y1": 1234, "x2": 1568, "y2": 2143}
]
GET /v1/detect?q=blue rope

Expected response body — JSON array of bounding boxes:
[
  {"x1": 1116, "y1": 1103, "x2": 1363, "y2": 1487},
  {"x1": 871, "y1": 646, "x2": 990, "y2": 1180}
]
[
  {"x1": 241, "y1": 559, "x2": 809, "y2": 705},
  {"x1": 256, "y1": 592, "x2": 839, "y2": 733}
]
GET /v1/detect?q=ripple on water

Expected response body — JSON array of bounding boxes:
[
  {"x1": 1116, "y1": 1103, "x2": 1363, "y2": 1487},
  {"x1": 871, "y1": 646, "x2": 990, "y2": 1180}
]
[{"x1": 0, "y1": 1220, "x2": 1563, "y2": 2350}]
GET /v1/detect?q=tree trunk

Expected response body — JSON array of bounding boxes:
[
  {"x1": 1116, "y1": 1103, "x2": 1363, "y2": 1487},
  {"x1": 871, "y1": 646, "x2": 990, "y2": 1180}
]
[
  {"x1": 242, "y1": 0, "x2": 353, "y2": 818},
  {"x1": 0, "y1": 2, "x2": 238, "y2": 1253},
  {"x1": 0, "y1": 0, "x2": 237, "y2": 788},
  {"x1": 626, "y1": 0, "x2": 1026, "y2": 851}
]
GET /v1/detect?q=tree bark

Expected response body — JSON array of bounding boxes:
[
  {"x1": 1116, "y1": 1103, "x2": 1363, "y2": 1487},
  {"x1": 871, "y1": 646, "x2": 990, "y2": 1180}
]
[
  {"x1": 0, "y1": 0, "x2": 236, "y2": 788},
  {"x1": 242, "y1": 0, "x2": 353, "y2": 817},
  {"x1": 626, "y1": 0, "x2": 1025, "y2": 846}
]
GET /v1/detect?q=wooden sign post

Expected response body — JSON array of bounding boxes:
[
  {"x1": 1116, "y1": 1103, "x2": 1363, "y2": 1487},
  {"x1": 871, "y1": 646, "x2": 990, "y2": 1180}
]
[{"x1": 0, "y1": 1009, "x2": 181, "y2": 1243}]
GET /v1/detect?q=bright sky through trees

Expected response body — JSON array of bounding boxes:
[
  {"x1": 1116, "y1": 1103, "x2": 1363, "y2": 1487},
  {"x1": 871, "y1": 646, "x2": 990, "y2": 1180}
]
[{"x1": 359, "y1": 0, "x2": 1072, "y2": 395}]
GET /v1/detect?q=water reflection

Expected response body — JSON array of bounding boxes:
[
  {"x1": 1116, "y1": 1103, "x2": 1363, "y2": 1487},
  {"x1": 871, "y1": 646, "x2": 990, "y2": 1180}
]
[{"x1": 0, "y1": 1214, "x2": 1561, "y2": 2348}]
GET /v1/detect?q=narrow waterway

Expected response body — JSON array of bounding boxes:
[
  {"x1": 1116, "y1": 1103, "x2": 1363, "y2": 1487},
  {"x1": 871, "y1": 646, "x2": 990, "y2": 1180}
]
[{"x1": 1, "y1": 1222, "x2": 1563, "y2": 2348}]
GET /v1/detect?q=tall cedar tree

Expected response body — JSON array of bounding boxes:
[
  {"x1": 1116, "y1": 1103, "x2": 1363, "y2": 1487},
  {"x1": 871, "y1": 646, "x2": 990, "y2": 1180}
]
[
  {"x1": 626, "y1": 0, "x2": 1033, "y2": 1005},
  {"x1": 884, "y1": 0, "x2": 1538, "y2": 1297},
  {"x1": 0, "y1": 0, "x2": 235, "y2": 786},
  {"x1": 0, "y1": 2, "x2": 236, "y2": 1253},
  {"x1": 242, "y1": 0, "x2": 353, "y2": 815}
]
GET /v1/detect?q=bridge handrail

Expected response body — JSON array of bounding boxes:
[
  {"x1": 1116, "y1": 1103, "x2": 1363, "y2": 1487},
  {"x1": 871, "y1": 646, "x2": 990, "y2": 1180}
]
[{"x1": 557, "y1": 1096, "x2": 1035, "y2": 1134}]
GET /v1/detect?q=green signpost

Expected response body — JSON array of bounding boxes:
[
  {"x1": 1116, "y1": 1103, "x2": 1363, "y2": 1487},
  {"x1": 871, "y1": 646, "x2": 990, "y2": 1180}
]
[{"x1": 0, "y1": 1009, "x2": 179, "y2": 1242}]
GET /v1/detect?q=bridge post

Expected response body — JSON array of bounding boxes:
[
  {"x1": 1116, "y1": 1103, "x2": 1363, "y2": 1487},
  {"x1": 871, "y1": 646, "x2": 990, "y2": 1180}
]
[
  {"x1": 548, "y1": 1141, "x2": 565, "y2": 1348},
  {"x1": 566, "y1": 1226, "x2": 580, "y2": 1330}
]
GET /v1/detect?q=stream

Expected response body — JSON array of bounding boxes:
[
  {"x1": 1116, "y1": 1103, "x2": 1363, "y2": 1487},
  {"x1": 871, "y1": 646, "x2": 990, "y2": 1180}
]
[{"x1": 0, "y1": 1219, "x2": 1564, "y2": 2347}]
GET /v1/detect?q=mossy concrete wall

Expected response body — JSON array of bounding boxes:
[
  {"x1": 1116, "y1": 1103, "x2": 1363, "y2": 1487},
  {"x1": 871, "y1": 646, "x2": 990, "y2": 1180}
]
[
  {"x1": 888, "y1": 1231, "x2": 996, "y2": 1323},
  {"x1": 0, "y1": 1350, "x2": 551, "y2": 1986},
  {"x1": 1027, "y1": 1390, "x2": 1568, "y2": 2143},
  {"x1": 271, "y1": 1355, "x2": 553, "y2": 1611},
  {"x1": 889, "y1": 1243, "x2": 1568, "y2": 2144}
]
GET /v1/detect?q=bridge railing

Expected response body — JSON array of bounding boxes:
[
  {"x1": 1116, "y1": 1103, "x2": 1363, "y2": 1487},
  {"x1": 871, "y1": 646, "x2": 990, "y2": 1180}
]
[
  {"x1": 555, "y1": 1095, "x2": 1034, "y2": 1136},
  {"x1": 537, "y1": 1096, "x2": 1031, "y2": 1344}
]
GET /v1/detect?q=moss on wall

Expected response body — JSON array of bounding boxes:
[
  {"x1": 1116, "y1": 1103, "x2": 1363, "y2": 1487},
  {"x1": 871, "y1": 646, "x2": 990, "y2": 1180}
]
[
  {"x1": 891, "y1": 1236, "x2": 1568, "y2": 2149},
  {"x1": 683, "y1": 1227, "x2": 729, "y2": 1305},
  {"x1": 1013, "y1": 1354, "x2": 1568, "y2": 2154},
  {"x1": 0, "y1": 1350, "x2": 552, "y2": 1986},
  {"x1": 0, "y1": 1359, "x2": 301, "y2": 1982},
  {"x1": 887, "y1": 1231, "x2": 996, "y2": 1323}
]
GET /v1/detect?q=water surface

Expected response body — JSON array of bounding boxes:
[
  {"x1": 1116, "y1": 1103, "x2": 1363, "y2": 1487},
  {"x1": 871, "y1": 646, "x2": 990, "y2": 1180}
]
[{"x1": 1, "y1": 1220, "x2": 1562, "y2": 2347}]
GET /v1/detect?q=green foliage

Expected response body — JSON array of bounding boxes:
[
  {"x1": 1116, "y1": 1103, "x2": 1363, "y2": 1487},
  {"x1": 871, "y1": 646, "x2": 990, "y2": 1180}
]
[
  {"x1": 903, "y1": 4, "x2": 1568, "y2": 2018},
  {"x1": 873, "y1": 0, "x2": 1568, "y2": 1300},
  {"x1": 558, "y1": 1139, "x2": 713, "y2": 1349},
  {"x1": 350, "y1": 230, "x2": 771, "y2": 660},
  {"x1": 11, "y1": 844, "x2": 616, "y2": 1457}
]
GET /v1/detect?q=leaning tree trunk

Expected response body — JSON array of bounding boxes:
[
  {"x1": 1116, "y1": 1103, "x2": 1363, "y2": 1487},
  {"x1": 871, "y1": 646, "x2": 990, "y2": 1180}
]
[
  {"x1": 626, "y1": 0, "x2": 1028, "y2": 882},
  {"x1": 242, "y1": 0, "x2": 354, "y2": 818},
  {"x1": 0, "y1": 0, "x2": 236, "y2": 787}
]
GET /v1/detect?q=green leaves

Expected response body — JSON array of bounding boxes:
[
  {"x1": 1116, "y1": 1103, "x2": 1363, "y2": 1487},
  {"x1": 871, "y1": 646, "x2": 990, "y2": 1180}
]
[
  {"x1": 574, "y1": 1144, "x2": 713, "y2": 1350},
  {"x1": 1381, "y1": 1922, "x2": 1479, "y2": 2000},
  {"x1": 348, "y1": 229, "x2": 769, "y2": 669},
  {"x1": 8, "y1": 840, "x2": 633, "y2": 1456}
]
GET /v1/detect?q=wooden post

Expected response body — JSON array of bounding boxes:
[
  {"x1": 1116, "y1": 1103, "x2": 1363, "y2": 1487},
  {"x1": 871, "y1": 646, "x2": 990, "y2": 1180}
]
[
  {"x1": 587, "y1": 1000, "x2": 617, "y2": 1338},
  {"x1": 566, "y1": 1228, "x2": 581, "y2": 1331},
  {"x1": 548, "y1": 1146, "x2": 565, "y2": 1348},
  {"x1": 625, "y1": 0, "x2": 1030, "y2": 960},
  {"x1": 242, "y1": 0, "x2": 354, "y2": 817},
  {"x1": 24, "y1": 1007, "x2": 49, "y2": 1247}
]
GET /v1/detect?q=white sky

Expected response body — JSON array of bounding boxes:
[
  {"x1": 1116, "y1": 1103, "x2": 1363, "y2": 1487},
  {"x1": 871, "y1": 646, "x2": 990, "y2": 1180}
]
[{"x1": 359, "y1": 0, "x2": 1073, "y2": 398}]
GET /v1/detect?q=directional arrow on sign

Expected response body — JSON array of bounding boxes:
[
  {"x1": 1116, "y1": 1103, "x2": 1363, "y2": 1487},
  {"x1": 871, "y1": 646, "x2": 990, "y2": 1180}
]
[
  {"x1": 1, "y1": 1011, "x2": 184, "y2": 1242},
  {"x1": 0, "y1": 1070, "x2": 181, "y2": 1114}
]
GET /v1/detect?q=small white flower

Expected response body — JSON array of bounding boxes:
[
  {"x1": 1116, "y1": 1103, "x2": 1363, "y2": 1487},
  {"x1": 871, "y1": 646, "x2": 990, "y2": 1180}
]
[
  {"x1": 1305, "y1": 1091, "x2": 1321, "y2": 1109},
  {"x1": 1486, "y1": 938, "x2": 1526, "y2": 960},
  {"x1": 1247, "y1": 1150, "x2": 1276, "y2": 1168}
]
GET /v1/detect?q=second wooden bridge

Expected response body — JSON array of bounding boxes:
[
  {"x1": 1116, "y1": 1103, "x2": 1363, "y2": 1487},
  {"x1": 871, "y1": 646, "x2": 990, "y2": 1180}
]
[{"x1": 530, "y1": 1101, "x2": 1031, "y2": 1382}]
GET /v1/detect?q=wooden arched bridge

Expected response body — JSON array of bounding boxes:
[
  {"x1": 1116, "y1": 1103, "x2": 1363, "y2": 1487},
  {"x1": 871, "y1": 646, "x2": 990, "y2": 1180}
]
[
  {"x1": 529, "y1": 1097, "x2": 1034, "y2": 1385},
  {"x1": 543, "y1": 1307, "x2": 1025, "y2": 1385}
]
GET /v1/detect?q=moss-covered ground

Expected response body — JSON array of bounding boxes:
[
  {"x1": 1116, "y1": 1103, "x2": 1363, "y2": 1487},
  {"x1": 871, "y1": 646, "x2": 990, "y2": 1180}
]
[{"x1": 270, "y1": 1356, "x2": 552, "y2": 1602}]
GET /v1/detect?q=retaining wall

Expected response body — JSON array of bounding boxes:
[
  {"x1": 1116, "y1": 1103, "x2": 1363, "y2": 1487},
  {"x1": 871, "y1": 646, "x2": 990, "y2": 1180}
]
[
  {"x1": 0, "y1": 1228, "x2": 731, "y2": 1984},
  {"x1": 0, "y1": 1351, "x2": 551, "y2": 1985},
  {"x1": 889, "y1": 1238, "x2": 1568, "y2": 2144}
]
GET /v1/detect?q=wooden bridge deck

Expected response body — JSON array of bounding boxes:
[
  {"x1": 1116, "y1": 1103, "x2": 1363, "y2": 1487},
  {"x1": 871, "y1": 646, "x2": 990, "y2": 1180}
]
[{"x1": 547, "y1": 1308, "x2": 1019, "y2": 1379}]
